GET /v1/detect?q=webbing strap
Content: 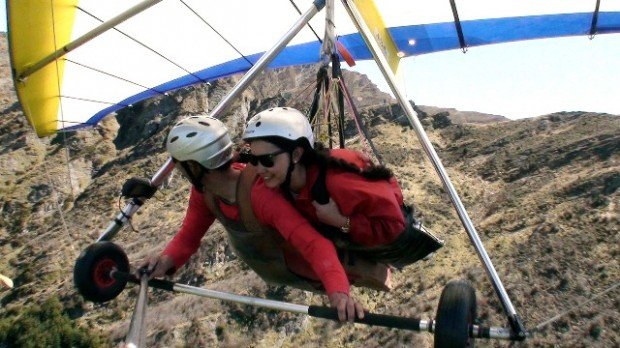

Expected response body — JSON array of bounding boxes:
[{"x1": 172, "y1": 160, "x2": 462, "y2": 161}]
[
  {"x1": 236, "y1": 166, "x2": 265, "y2": 234},
  {"x1": 202, "y1": 167, "x2": 263, "y2": 234},
  {"x1": 326, "y1": 87, "x2": 334, "y2": 148},
  {"x1": 337, "y1": 77, "x2": 384, "y2": 165},
  {"x1": 332, "y1": 54, "x2": 346, "y2": 149},
  {"x1": 308, "y1": 67, "x2": 328, "y2": 124}
]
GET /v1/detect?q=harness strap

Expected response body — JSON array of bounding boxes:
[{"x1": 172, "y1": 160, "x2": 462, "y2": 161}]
[
  {"x1": 204, "y1": 168, "x2": 321, "y2": 291},
  {"x1": 337, "y1": 76, "x2": 384, "y2": 165},
  {"x1": 338, "y1": 205, "x2": 443, "y2": 268},
  {"x1": 309, "y1": 165, "x2": 442, "y2": 267},
  {"x1": 235, "y1": 165, "x2": 267, "y2": 234},
  {"x1": 201, "y1": 166, "x2": 272, "y2": 236}
]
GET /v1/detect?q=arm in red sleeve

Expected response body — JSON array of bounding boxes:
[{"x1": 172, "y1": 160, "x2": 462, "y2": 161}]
[
  {"x1": 251, "y1": 182, "x2": 350, "y2": 296},
  {"x1": 162, "y1": 187, "x2": 216, "y2": 269},
  {"x1": 328, "y1": 172, "x2": 405, "y2": 246}
]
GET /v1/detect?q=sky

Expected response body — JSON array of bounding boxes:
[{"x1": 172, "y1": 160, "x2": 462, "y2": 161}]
[
  {"x1": 2, "y1": 2, "x2": 619, "y2": 120},
  {"x1": 350, "y1": 34, "x2": 620, "y2": 119}
]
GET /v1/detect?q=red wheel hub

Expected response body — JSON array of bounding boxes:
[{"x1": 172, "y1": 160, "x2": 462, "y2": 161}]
[{"x1": 93, "y1": 258, "x2": 117, "y2": 288}]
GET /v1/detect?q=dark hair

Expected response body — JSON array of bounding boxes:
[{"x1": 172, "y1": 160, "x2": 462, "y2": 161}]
[
  {"x1": 173, "y1": 158, "x2": 233, "y2": 193},
  {"x1": 303, "y1": 142, "x2": 393, "y2": 180},
  {"x1": 252, "y1": 136, "x2": 393, "y2": 181},
  {"x1": 214, "y1": 158, "x2": 233, "y2": 172}
]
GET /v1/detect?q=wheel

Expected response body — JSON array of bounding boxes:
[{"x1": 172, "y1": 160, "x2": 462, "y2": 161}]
[
  {"x1": 74, "y1": 241, "x2": 129, "y2": 303},
  {"x1": 434, "y1": 280, "x2": 477, "y2": 348}
]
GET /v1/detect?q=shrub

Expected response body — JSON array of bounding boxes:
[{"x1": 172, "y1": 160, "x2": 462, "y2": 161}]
[{"x1": 0, "y1": 296, "x2": 109, "y2": 347}]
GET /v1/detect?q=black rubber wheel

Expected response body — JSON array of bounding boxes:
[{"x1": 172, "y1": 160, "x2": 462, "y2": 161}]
[
  {"x1": 434, "y1": 280, "x2": 477, "y2": 348},
  {"x1": 74, "y1": 241, "x2": 129, "y2": 303}
]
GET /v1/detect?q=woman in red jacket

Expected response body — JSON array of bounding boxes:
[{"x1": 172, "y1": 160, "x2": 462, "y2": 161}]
[
  {"x1": 140, "y1": 115, "x2": 369, "y2": 321},
  {"x1": 241, "y1": 107, "x2": 442, "y2": 270}
]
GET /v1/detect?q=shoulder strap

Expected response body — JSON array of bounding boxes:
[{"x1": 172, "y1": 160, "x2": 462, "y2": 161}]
[
  {"x1": 202, "y1": 191, "x2": 218, "y2": 218},
  {"x1": 236, "y1": 165, "x2": 266, "y2": 234}
]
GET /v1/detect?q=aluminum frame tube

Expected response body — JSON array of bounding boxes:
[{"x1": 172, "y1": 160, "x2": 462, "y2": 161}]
[
  {"x1": 149, "y1": 157, "x2": 175, "y2": 186},
  {"x1": 208, "y1": 0, "x2": 325, "y2": 119},
  {"x1": 96, "y1": 199, "x2": 142, "y2": 242},
  {"x1": 173, "y1": 283, "x2": 309, "y2": 314},
  {"x1": 113, "y1": 271, "x2": 526, "y2": 341},
  {"x1": 123, "y1": 275, "x2": 149, "y2": 348},
  {"x1": 17, "y1": 0, "x2": 164, "y2": 81},
  {"x1": 167, "y1": 282, "x2": 524, "y2": 341},
  {"x1": 97, "y1": 158, "x2": 175, "y2": 242},
  {"x1": 320, "y1": 0, "x2": 336, "y2": 65},
  {"x1": 339, "y1": 0, "x2": 523, "y2": 334}
]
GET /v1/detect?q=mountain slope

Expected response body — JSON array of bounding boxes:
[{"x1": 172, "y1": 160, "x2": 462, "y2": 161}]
[{"x1": 1, "y1": 34, "x2": 618, "y2": 347}]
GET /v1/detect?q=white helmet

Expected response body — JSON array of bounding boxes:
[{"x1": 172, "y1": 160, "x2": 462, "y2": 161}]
[
  {"x1": 166, "y1": 116, "x2": 233, "y2": 169},
  {"x1": 242, "y1": 107, "x2": 314, "y2": 148}
]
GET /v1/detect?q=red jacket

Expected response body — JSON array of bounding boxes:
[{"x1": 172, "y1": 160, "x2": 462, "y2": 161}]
[
  {"x1": 250, "y1": 182, "x2": 349, "y2": 295},
  {"x1": 162, "y1": 163, "x2": 350, "y2": 295},
  {"x1": 294, "y1": 148, "x2": 405, "y2": 246},
  {"x1": 161, "y1": 165, "x2": 241, "y2": 268}
]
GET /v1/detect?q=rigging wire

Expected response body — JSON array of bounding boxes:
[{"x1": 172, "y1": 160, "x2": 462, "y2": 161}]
[
  {"x1": 61, "y1": 95, "x2": 130, "y2": 107},
  {"x1": 289, "y1": 78, "x2": 319, "y2": 109},
  {"x1": 178, "y1": 0, "x2": 254, "y2": 68},
  {"x1": 64, "y1": 58, "x2": 167, "y2": 95},
  {"x1": 336, "y1": 75, "x2": 384, "y2": 165},
  {"x1": 76, "y1": 6, "x2": 210, "y2": 85},
  {"x1": 532, "y1": 281, "x2": 620, "y2": 332},
  {"x1": 48, "y1": 0, "x2": 76, "y2": 252},
  {"x1": 50, "y1": 1, "x2": 75, "y2": 199},
  {"x1": 288, "y1": 0, "x2": 323, "y2": 43}
]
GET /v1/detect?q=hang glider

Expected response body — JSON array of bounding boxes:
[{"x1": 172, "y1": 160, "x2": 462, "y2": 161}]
[
  {"x1": 7, "y1": 0, "x2": 620, "y2": 137},
  {"x1": 9, "y1": 2, "x2": 620, "y2": 346}
]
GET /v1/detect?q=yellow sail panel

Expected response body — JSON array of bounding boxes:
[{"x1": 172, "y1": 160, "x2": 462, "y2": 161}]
[
  {"x1": 8, "y1": 0, "x2": 79, "y2": 137},
  {"x1": 351, "y1": 0, "x2": 401, "y2": 75}
]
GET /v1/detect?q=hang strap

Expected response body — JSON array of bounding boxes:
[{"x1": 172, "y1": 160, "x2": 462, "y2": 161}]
[
  {"x1": 308, "y1": 66, "x2": 329, "y2": 125},
  {"x1": 336, "y1": 76, "x2": 384, "y2": 165},
  {"x1": 332, "y1": 53, "x2": 346, "y2": 149},
  {"x1": 236, "y1": 165, "x2": 268, "y2": 234}
]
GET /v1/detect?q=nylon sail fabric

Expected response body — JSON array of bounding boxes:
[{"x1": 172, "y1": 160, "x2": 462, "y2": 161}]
[{"x1": 7, "y1": 0, "x2": 620, "y2": 137}]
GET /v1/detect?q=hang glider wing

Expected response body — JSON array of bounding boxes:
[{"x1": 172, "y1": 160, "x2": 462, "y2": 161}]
[{"x1": 7, "y1": 0, "x2": 620, "y2": 137}]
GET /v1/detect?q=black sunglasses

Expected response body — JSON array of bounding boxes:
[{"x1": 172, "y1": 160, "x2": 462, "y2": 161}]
[{"x1": 240, "y1": 149, "x2": 287, "y2": 168}]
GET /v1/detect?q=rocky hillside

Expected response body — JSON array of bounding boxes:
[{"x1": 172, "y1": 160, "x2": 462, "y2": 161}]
[{"x1": 1, "y1": 33, "x2": 618, "y2": 347}]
